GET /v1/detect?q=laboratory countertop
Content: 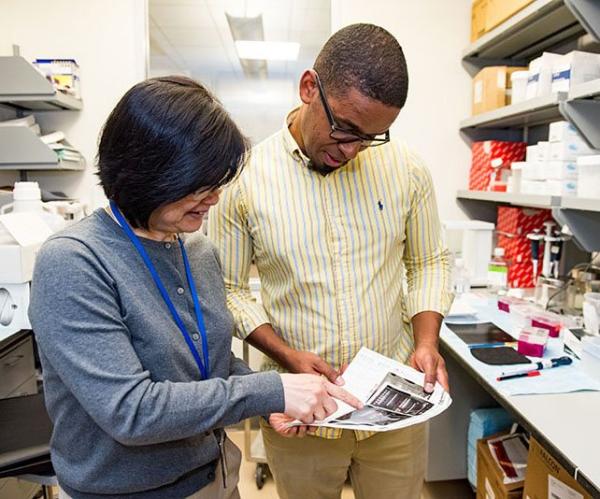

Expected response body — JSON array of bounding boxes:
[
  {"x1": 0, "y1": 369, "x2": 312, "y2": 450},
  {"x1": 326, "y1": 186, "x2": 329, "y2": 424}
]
[{"x1": 440, "y1": 294, "x2": 600, "y2": 496}]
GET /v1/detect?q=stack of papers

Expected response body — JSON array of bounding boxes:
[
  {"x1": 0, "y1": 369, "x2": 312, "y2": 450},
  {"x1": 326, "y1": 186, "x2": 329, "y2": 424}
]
[
  {"x1": 0, "y1": 115, "x2": 40, "y2": 135},
  {"x1": 41, "y1": 131, "x2": 83, "y2": 163}
]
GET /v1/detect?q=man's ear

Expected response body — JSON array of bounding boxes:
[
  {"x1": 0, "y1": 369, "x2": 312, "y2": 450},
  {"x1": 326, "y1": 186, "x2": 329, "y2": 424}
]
[{"x1": 298, "y1": 70, "x2": 318, "y2": 105}]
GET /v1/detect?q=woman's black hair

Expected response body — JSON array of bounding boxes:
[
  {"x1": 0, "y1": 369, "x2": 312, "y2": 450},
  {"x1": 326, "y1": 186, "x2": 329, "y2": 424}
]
[{"x1": 97, "y1": 75, "x2": 249, "y2": 229}]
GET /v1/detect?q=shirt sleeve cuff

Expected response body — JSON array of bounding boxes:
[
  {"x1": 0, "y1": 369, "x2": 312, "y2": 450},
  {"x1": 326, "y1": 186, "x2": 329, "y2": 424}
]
[
  {"x1": 405, "y1": 289, "x2": 455, "y2": 320},
  {"x1": 232, "y1": 302, "x2": 271, "y2": 339}
]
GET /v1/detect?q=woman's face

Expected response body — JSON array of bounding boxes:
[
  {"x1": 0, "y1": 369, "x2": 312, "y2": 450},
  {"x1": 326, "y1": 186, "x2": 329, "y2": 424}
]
[{"x1": 147, "y1": 188, "x2": 221, "y2": 235}]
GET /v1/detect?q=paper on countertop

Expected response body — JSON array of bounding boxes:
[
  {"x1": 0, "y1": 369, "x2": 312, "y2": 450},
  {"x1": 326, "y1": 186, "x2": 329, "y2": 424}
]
[{"x1": 441, "y1": 296, "x2": 600, "y2": 396}]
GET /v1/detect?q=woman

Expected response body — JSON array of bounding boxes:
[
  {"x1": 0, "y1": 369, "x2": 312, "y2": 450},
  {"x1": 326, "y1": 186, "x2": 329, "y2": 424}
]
[{"x1": 29, "y1": 76, "x2": 360, "y2": 499}]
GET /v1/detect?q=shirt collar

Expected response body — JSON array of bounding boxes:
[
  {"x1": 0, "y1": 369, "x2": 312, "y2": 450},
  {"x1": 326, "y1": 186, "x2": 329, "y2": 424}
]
[{"x1": 282, "y1": 107, "x2": 309, "y2": 164}]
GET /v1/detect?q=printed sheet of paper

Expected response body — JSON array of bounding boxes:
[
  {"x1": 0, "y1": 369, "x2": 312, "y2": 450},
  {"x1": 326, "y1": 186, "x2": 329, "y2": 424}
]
[{"x1": 291, "y1": 347, "x2": 452, "y2": 432}]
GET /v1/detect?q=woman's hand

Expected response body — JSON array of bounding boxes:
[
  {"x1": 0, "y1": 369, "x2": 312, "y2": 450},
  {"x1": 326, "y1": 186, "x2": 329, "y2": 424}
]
[{"x1": 279, "y1": 373, "x2": 363, "y2": 424}]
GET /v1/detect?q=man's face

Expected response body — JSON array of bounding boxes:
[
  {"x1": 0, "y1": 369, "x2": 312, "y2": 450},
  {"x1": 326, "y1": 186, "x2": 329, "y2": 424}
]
[{"x1": 298, "y1": 71, "x2": 400, "y2": 172}]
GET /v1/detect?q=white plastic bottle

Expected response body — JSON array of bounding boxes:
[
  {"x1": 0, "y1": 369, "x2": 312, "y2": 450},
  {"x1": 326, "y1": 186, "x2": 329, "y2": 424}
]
[
  {"x1": 453, "y1": 258, "x2": 471, "y2": 295},
  {"x1": 0, "y1": 182, "x2": 66, "y2": 235},
  {"x1": 487, "y1": 247, "x2": 509, "y2": 294}
]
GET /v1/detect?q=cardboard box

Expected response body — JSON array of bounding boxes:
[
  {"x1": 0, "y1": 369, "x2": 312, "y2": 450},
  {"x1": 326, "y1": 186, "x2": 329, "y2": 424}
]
[
  {"x1": 551, "y1": 50, "x2": 600, "y2": 93},
  {"x1": 523, "y1": 437, "x2": 592, "y2": 499},
  {"x1": 476, "y1": 434, "x2": 526, "y2": 499},
  {"x1": 550, "y1": 139, "x2": 596, "y2": 161},
  {"x1": 471, "y1": 0, "x2": 488, "y2": 42},
  {"x1": 548, "y1": 120, "x2": 580, "y2": 143},
  {"x1": 497, "y1": 206, "x2": 553, "y2": 288},
  {"x1": 486, "y1": 0, "x2": 533, "y2": 32},
  {"x1": 545, "y1": 161, "x2": 578, "y2": 180},
  {"x1": 472, "y1": 66, "x2": 528, "y2": 115},
  {"x1": 527, "y1": 52, "x2": 563, "y2": 99},
  {"x1": 470, "y1": 141, "x2": 527, "y2": 191},
  {"x1": 471, "y1": 0, "x2": 533, "y2": 42}
]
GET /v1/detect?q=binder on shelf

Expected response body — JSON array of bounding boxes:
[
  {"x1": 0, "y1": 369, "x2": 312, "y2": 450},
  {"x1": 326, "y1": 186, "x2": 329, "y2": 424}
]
[{"x1": 0, "y1": 127, "x2": 84, "y2": 171}]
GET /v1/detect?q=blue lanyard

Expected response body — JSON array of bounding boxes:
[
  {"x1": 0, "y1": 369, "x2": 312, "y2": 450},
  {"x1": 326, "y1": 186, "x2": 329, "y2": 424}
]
[{"x1": 109, "y1": 201, "x2": 210, "y2": 379}]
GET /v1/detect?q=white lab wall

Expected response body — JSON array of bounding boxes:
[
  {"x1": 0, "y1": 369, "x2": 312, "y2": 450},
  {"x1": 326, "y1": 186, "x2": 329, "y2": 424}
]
[
  {"x1": 0, "y1": 0, "x2": 148, "y2": 208},
  {"x1": 331, "y1": 0, "x2": 472, "y2": 220}
]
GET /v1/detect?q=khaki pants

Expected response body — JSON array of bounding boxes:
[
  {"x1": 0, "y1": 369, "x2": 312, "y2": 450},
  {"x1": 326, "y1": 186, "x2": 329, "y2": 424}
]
[
  {"x1": 59, "y1": 436, "x2": 241, "y2": 499},
  {"x1": 261, "y1": 419, "x2": 426, "y2": 499}
]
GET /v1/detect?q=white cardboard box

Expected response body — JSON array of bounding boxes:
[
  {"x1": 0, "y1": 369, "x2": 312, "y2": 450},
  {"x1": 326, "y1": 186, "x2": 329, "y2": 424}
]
[
  {"x1": 545, "y1": 160, "x2": 578, "y2": 180},
  {"x1": 546, "y1": 179, "x2": 578, "y2": 196},
  {"x1": 549, "y1": 139, "x2": 597, "y2": 161},
  {"x1": 527, "y1": 52, "x2": 563, "y2": 99},
  {"x1": 551, "y1": 50, "x2": 600, "y2": 93},
  {"x1": 548, "y1": 120, "x2": 580, "y2": 143},
  {"x1": 577, "y1": 155, "x2": 600, "y2": 198}
]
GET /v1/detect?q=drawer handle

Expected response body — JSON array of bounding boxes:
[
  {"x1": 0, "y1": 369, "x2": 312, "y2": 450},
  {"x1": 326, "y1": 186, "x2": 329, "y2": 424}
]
[{"x1": 3, "y1": 354, "x2": 25, "y2": 367}]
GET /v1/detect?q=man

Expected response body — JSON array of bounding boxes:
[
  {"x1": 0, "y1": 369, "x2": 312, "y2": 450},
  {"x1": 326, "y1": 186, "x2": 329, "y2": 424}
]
[{"x1": 208, "y1": 23, "x2": 453, "y2": 499}]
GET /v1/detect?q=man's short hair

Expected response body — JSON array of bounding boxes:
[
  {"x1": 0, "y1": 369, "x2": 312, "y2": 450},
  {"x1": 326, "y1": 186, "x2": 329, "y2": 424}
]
[
  {"x1": 97, "y1": 76, "x2": 249, "y2": 229},
  {"x1": 314, "y1": 23, "x2": 408, "y2": 109}
]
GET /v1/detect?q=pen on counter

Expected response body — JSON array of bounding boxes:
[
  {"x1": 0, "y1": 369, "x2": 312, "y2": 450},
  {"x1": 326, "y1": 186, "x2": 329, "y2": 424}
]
[
  {"x1": 496, "y1": 355, "x2": 573, "y2": 382},
  {"x1": 497, "y1": 371, "x2": 541, "y2": 381}
]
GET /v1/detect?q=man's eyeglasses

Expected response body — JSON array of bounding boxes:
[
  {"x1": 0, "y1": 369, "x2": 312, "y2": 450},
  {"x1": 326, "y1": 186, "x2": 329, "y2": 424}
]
[{"x1": 313, "y1": 71, "x2": 390, "y2": 148}]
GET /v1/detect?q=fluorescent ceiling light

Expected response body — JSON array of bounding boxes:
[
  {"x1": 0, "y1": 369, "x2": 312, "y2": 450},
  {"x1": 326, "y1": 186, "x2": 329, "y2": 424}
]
[{"x1": 235, "y1": 41, "x2": 300, "y2": 61}]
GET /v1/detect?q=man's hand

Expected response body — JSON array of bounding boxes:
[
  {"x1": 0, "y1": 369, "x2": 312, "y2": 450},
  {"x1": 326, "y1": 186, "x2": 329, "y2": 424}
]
[
  {"x1": 281, "y1": 350, "x2": 344, "y2": 385},
  {"x1": 409, "y1": 344, "x2": 449, "y2": 393},
  {"x1": 246, "y1": 324, "x2": 344, "y2": 385},
  {"x1": 268, "y1": 413, "x2": 313, "y2": 438}
]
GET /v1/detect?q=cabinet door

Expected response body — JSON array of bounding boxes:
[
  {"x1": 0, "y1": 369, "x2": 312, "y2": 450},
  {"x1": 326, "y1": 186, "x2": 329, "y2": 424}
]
[
  {"x1": 0, "y1": 477, "x2": 41, "y2": 499},
  {"x1": 0, "y1": 337, "x2": 35, "y2": 399}
]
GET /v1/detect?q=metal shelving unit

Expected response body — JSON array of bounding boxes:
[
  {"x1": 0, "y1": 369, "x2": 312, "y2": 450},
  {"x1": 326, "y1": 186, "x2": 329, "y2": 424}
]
[
  {"x1": 560, "y1": 197, "x2": 600, "y2": 211},
  {"x1": 0, "y1": 127, "x2": 84, "y2": 172},
  {"x1": 0, "y1": 56, "x2": 82, "y2": 111},
  {"x1": 460, "y1": 92, "x2": 567, "y2": 138},
  {"x1": 458, "y1": 0, "x2": 600, "y2": 253},
  {"x1": 456, "y1": 189, "x2": 560, "y2": 208},
  {"x1": 561, "y1": 79, "x2": 600, "y2": 149},
  {"x1": 462, "y1": 0, "x2": 582, "y2": 75},
  {"x1": 0, "y1": 52, "x2": 84, "y2": 176}
]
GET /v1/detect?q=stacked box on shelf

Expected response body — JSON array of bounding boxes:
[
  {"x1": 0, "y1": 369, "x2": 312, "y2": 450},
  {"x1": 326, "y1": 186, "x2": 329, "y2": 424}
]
[
  {"x1": 496, "y1": 206, "x2": 553, "y2": 288},
  {"x1": 470, "y1": 140, "x2": 527, "y2": 191},
  {"x1": 516, "y1": 121, "x2": 598, "y2": 196},
  {"x1": 467, "y1": 407, "x2": 513, "y2": 489},
  {"x1": 471, "y1": 66, "x2": 527, "y2": 115}
]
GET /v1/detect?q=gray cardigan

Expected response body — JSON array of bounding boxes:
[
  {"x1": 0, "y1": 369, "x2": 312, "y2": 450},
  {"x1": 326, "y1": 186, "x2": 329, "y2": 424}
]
[{"x1": 29, "y1": 209, "x2": 284, "y2": 499}]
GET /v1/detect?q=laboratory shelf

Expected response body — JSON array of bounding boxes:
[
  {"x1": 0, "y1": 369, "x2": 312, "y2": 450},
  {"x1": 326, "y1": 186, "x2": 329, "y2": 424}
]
[
  {"x1": 0, "y1": 56, "x2": 82, "y2": 111},
  {"x1": 456, "y1": 189, "x2": 560, "y2": 208},
  {"x1": 462, "y1": 0, "x2": 582, "y2": 74},
  {"x1": 561, "y1": 79, "x2": 600, "y2": 149},
  {"x1": 568, "y1": 78, "x2": 600, "y2": 100},
  {"x1": 0, "y1": 127, "x2": 84, "y2": 171},
  {"x1": 560, "y1": 197, "x2": 600, "y2": 212},
  {"x1": 460, "y1": 93, "x2": 567, "y2": 133}
]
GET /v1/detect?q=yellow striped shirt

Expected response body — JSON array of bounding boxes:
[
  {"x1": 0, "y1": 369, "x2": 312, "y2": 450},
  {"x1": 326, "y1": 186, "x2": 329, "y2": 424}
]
[{"x1": 207, "y1": 111, "x2": 453, "y2": 439}]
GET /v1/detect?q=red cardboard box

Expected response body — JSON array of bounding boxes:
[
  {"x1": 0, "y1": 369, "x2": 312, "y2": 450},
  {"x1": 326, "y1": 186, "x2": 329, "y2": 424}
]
[
  {"x1": 496, "y1": 206, "x2": 553, "y2": 237},
  {"x1": 469, "y1": 141, "x2": 526, "y2": 191},
  {"x1": 497, "y1": 207, "x2": 554, "y2": 288}
]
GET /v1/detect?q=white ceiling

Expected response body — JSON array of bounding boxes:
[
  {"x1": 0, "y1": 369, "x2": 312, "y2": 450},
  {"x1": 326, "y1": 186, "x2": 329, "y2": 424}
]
[{"x1": 149, "y1": 0, "x2": 331, "y2": 84}]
